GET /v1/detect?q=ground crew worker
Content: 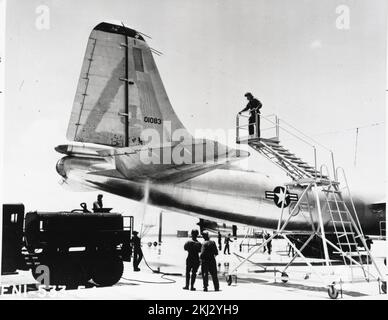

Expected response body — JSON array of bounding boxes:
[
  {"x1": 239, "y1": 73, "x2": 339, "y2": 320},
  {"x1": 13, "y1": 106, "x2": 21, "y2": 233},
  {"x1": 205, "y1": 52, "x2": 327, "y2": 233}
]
[
  {"x1": 200, "y1": 231, "x2": 220, "y2": 292},
  {"x1": 239, "y1": 92, "x2": 262, "y2": 137},
  {"x1": 288, "y1": 243, "x2": 295, "y2": 257},
  {"x1": 132, "y1": 231, "x2": 143, "y2": 271},
  {"x1": 365, "y1": 236, "x2": 373, "y2": 250},
  {"x1": 264, "y1": 232, "x2": 272, "y2": 255},
  {"x1": 183, "y1": 229, "x2": 202, "y2": 291},
  {"x1": 92, "y1": 194, "x2": 103, "y2": 212},
  {"x1": 217, "y1": 231, "x2": 222, "y2": 251},
  {"x1": 224, "y1": 233, "x2": 233, "y2": 255}
]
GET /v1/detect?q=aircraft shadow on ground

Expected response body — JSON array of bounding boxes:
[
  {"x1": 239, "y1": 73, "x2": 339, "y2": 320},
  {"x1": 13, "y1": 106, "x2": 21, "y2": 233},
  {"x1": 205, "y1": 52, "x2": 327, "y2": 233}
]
[{"x1": 234, "y1": 277, "x2": 368, "y2": 297}]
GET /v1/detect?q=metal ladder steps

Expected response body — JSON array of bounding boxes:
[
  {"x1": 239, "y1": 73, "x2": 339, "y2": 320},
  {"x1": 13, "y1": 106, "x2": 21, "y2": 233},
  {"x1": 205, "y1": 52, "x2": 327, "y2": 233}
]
[
  {"x1": 332, "y1": 251, "x2": 367, "y2": 256},
  {"x1": 328, "y1": 209, "x2": 348, "y2": 214},
  {"x1": 333, "y1": 252, "x2": 368, "y2": 257},
  {"x1": 273, "y1": 152, "x2": 298, "y2": 160},
  {"x1": 296, "y1": 163, "x2": 312, "y2": 167},
  {"x1": 260, "y1": 138, "x2": 280, "y2": 144},
  {"x1": 304, "y1": 169, "x2": 322, "y2": 174},
  {"x1": 327, "y1": 199, "x2": 346, "y2": 203},
  {"x1": 305, "y1": 170, "x2": 327, "y2": 177},
  {"x1": 331, "y1": 220, "x2": 352, "y2": 224},
  {"x1": 280, "y1": 153, "x2": 297, "y2": 158},
  {"x1": 329, "y1": 207, "x2": 348, "y2": 212},
  {"x1": 260, "y1": 140, "x2": 280, "y2": 147},
  {"x1": 270, "y1": 145, "x2": 288, "y2": 151},
  {"x1": 337, "y1": 242, "x2": 358, "y2": 246},
  {"x1": 273, "y1": 148, "x2": 291, "y2": 153},
  {"x1": 285, "y1": 157, "x2": 304, "y2": 162},
  {"x1": 291, "y1": 161, "x2": 311, "y2": 166},
  {"x1": 328, "y1": 203, "x2": 347, "y2": 207},
  {"x1": 322, "y1": 190, "x2": 342, "y2": 194},
  {"x1": 304, "y1": 167, "x2": 319, "y2": 171},
  {"x1": 338, "y1": 232, "x2": 355, "y2": 237},
  {"x1": 300, "y1": 167, "x2": 320, "y2": 172},
  {"x1": 330, "y1": 214, "x2": 351, "y2": 220}
]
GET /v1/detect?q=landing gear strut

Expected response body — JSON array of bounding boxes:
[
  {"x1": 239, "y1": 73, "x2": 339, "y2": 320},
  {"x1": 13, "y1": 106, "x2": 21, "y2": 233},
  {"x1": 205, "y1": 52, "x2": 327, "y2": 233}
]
[{"x1": 226, "y1": 275, "x2": 233, "y2": 286}]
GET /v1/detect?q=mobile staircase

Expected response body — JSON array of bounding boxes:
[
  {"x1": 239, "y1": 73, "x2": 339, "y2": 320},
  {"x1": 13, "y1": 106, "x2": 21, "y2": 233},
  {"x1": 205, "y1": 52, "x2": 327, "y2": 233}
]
[{"x1": 227, "y1": 113, "x2": 386, "y2": 298}]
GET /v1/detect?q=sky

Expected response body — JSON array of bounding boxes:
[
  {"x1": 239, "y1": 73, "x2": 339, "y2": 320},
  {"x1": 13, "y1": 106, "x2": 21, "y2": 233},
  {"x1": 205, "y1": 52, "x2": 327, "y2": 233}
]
[{"x1": 1, "y1": 0, "x2": 387, "y2": 234}]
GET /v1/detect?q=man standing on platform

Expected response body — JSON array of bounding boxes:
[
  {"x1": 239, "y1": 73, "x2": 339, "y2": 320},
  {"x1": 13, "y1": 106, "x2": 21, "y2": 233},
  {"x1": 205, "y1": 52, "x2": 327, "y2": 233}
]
[{"x1": 239, "y1": 92, "x2": 263, "y2": 138}]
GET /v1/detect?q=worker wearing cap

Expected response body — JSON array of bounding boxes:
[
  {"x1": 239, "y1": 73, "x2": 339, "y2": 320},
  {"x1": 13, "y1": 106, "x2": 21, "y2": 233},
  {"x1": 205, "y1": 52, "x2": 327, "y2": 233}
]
[
  {"x1": 132, "y1": 231, "x2": 143, "y2": 271},
  {"x1": 224, "y1": 233, "x2": 233, "y2": 255},
  {"x1": 92, "y1": 194, "x2": 103, "y2": 212},
  {"x1": 239, "y1": 92, "x2": 262, "y2": 137},
  {"x1": 200, "y1": 231, "x2": 220, "y2": 292},
  {"x1": 183, "y1": 229, "x2": 202, "y2": 291}
]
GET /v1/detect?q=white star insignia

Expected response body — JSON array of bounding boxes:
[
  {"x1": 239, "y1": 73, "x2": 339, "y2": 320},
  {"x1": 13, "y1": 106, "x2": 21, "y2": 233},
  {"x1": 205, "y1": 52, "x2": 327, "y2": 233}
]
[{"x1": 275, "y1": 188, "x2": 288, "y2": 206}]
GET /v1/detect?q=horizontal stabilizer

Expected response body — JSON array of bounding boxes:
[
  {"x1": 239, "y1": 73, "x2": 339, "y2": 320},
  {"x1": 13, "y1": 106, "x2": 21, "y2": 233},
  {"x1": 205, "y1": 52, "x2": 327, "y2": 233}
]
[{"x1": 88, "y1": 169, "x2": 126, "y2": 179}]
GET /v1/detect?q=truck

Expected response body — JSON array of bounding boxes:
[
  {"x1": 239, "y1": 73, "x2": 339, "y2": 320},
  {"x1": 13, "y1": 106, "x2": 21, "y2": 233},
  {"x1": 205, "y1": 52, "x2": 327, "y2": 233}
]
[{"x1": 1, "y1": 204, "x2": 134, "y2": 288}]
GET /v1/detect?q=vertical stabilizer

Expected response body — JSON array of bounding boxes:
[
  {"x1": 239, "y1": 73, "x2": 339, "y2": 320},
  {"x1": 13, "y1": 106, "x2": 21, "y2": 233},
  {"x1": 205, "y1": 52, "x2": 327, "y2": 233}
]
[{"x1": 67, "y1": 22, "x2": 190, "y2": 147}]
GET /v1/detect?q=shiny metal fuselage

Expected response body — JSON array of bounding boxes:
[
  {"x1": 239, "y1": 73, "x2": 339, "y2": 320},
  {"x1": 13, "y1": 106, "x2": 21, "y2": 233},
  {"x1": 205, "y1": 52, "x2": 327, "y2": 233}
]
[{"x1": 56, "y1": 153, "x2": 384, "y2": 235}]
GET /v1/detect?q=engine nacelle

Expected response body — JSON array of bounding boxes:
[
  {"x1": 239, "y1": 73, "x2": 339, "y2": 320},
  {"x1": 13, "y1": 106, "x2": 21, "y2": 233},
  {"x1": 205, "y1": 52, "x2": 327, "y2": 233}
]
[{"x1": 197, "y1": 219, "x2": 237, "y2": 237}]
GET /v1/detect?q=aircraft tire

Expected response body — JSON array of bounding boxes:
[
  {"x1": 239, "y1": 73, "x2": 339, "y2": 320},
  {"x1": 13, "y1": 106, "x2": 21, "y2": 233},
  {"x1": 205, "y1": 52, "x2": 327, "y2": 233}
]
[
  {"x1": 381, "y1": 281, "x2": 386, "y2": 294},
  {"x1": 91, "y1": 254, "x2": 123, "y2": 287},
  {"x1": 281, "y1": 272, "x2": 289, "y2": 283},
  {"x1": 328, "y1": 284, "x2": 339, "y2": 299}
]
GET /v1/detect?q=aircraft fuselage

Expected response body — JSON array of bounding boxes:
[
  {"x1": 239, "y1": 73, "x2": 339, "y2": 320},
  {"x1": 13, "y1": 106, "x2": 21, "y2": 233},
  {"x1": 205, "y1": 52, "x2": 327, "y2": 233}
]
[{"x1": 56, "y1": 153, "x2": 385, "y2": 236}]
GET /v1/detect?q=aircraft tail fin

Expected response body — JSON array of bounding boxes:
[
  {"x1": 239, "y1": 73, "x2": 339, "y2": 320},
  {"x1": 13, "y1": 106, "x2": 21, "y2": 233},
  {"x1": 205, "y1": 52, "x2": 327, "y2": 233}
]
[{"x1": 67, "y1": 22, "x2": 190, "y2": 147}]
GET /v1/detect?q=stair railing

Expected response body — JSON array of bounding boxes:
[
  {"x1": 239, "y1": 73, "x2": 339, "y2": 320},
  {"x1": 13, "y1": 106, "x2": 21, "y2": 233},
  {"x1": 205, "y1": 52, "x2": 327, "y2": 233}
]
[
  {"x1": 237, "y1": 111, "x2": 337, "y2": 181},
  {"x1": 335, "y1": 167, "x2": 365, "y2": 239}
]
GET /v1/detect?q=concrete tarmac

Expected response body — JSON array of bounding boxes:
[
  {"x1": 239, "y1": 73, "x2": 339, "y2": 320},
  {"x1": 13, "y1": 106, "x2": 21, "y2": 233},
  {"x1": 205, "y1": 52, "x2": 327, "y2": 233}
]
[{"x1": 0, "y1": 236, "x2": 387, "y2": 300}]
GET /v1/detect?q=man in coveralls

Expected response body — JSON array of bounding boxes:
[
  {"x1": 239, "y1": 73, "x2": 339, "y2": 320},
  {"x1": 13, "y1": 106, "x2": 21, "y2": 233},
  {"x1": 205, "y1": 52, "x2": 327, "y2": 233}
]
[
  {"x1": 217, "y1": 231, "x2": 222, "y2": 251},
  {"x1": 224, "y1": 233, "x2": 233, "y2": 255},
  {"x1": 239, "y1": 92, "x2": 263, "y2": 137},
  {"x1": 183, "y1": 229, "x2": 202, "y2": 291},
  {"x1": 200, "y1": 231, "x2": 220, "y2": 292},
  {"x1": 92, "y1": 194, "x2": 104, "y2": 212},
  {"x1": 132, "y1": 231, "x2": 143, "y2": 271}
]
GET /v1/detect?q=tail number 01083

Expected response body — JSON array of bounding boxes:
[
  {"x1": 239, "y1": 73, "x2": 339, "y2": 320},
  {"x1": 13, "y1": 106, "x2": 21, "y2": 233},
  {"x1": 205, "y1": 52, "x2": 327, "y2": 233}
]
[{"x1": 144, "y1": 116, "x2": 162, "y2": 125}]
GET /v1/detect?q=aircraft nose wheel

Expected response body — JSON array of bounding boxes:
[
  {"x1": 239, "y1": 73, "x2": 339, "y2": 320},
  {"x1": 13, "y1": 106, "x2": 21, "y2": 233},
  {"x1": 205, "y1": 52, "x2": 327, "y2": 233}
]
[
  {"x1": 328, "y1": 284, "x2": 339, "y2": 299},
  {"x1": 381, "y1": 281, "x2": 387, "y2": 294},
  {"x1": 281, "y1": 272, "x2": 289, "y2": 283}
]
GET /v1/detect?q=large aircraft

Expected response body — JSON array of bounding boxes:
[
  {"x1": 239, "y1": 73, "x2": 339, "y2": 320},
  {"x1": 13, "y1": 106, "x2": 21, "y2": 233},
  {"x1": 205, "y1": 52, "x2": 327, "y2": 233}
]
[{"x1": 55, "y1": 22, "x2": 385, "y2": 254}]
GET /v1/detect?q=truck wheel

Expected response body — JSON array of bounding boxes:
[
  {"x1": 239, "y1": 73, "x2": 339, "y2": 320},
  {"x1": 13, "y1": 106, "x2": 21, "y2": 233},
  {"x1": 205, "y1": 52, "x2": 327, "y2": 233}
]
[
  {"x1": 92, "y1": 254, "x2": 123, "y2": 287},
  {"x1": 381, "y1": 281, "x2": 387, "y2": 294},
  {"x1": 48, "y1": 258, "x2": 78, "y2": 289},
  {"x1": 61, "y1": 260, "x2": 86, "y2": 290},
  {"x1": 36, "y1": 256, "x2": 84, "y2": 289}
]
